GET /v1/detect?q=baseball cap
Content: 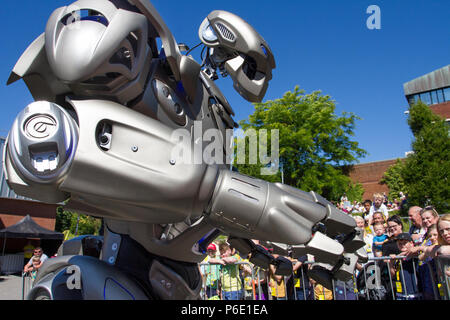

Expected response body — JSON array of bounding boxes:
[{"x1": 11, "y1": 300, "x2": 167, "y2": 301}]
[
  {"x1": 395, "y1": 233, "x2": 412, "y2": 242},
  {"x1": 207, "y1": 243, "x2": 217, "y2": 251}
]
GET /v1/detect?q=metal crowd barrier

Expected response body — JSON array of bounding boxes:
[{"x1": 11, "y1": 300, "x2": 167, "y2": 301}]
[
  {"x1": 428, "y1": 255, "x2": 450, "y2": 300},
  {"x1": 357, "y1": 255, "x2": 449, "y2": 300},
  {"x1": 199, "y1": 255, "x2": 450, "y2": 300},
  {"x1": 22, "y1": 272, "x2": 33, "y2": 300}
]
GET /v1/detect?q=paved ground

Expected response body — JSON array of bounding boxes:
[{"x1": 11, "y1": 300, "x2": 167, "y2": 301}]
[{"x1": 0, "y1": 273, "x2": 25, "y2": 300}]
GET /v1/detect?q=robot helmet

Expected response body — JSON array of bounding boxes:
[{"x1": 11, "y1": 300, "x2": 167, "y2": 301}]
[
  {"x1": 44, "y1": 0, "x2": 151, "y2": 103},
  {"x1": 199, "y1": 10, "x2": 276, "y2": 103}
]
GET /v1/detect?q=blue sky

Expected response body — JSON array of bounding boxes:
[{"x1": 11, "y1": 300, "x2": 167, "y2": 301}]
[{"x1": 0, "y1": 0, "x2": 448, "y2": 163}]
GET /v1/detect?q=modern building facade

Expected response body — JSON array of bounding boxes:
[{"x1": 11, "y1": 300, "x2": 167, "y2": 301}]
[
  {"x1": 403, "y1": 64, "x2": 450, "y2": 120},
  {"x1": 349, "y1": 65, "x2": 449, "y2": 202}
]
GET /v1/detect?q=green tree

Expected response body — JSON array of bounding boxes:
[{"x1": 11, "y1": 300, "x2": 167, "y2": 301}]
[
  {"x1": 55, "y1": 206, "x2": 102, "y2": 238},
  {"x1": 70, "y1": 214, "x2": 101, "y2": 236},
  {"x1": 400, "y1": 101, "x2": 450, "y2": 212},
  {"x1": 345, "y1": 182, "x2": 365, "y2": 203},
  {"x1": 55, "y1": 206, "x2": 73, "y2": 233},
  {"x1": 380, "y1": 158, "x2": 407, "y2": 202},
  {"x1": 234, "y1": 86, "x2": 367, "y2": 202}
]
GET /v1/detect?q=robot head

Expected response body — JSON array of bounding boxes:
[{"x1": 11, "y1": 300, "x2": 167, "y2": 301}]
[
  {"x1": 44, "y1": 0, "x2": 151, "y2": 103},
  {"x1": 199, "y1": 10, "x2": 276, "y2": 103}
]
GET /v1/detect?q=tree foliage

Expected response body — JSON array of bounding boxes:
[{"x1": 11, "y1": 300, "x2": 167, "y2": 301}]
[
  {"x1": 380, "y1": 158, "x2": 407, "y2": 202},
  {"x1": 400, "y1": 102, "x2": 450, "y2": 212},
  {"x1": 234, "y1": 86, "x2": 367, "y2": 202},
  {"x1": 345, "y1": 182, "x2": 365, "y2": 203},
  {"x1": 55, "y1": 206, "x2": 102, "y2": 239}
]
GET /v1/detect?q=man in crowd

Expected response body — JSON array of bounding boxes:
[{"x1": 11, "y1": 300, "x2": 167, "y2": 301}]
[
  {"x1": 23, "y1": 247, "x2": 48, "y2": 273},
  {"x1": 408, "y1": 206, "x2": 426, "y2": 245}
]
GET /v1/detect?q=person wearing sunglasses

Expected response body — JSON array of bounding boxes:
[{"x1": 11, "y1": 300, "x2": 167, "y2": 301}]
[
  {"x1": 421, "y1": 206, "x2": 440, "y2": 230},
  {"x1": 23, "y1": 247, "x2": 48, "y2": 273}
]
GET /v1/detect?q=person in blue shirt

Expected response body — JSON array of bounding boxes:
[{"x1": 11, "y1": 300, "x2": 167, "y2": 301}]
[{"x1": 372, "y1": 223, "x2": 388, "y2": 257}]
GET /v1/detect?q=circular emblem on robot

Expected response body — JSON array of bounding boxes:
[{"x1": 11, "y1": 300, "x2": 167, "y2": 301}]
[{"x1": 25, "y1": 115, "x2": 57, "y2": 139}]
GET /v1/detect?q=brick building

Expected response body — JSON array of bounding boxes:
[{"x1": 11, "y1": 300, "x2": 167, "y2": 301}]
[
  {"x1": 349, "y1": 65, "x2": 449, "y2": 201},
  {"x1": 348, "y1": 159, "x2": 399, "y2": 201}
]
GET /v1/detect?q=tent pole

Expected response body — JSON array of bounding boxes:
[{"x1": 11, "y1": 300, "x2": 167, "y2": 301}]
[
  {"x1": 75, "y1": 214, "x2": 80, "y2": 236},
  {"x1": 0, "y1": 234, "x2": 5, "y2": 276},
  {"x1": 2, "y1": 233, "x2": 6, "y2": 256}
]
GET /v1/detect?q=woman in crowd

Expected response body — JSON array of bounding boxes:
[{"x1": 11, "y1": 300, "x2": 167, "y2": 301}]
[
  {"x1": 421, "y1": 206, "x2": 440, "y2": 233},
  {"x1": 369, "y1": 211, "x2": 387, "y2": 235},
  {"x1": 404, "y1": 206, "x2": 440, "y2": 258},
  {"x1": 382, "y1": 215, "x2": 404, "y2": 256},
  {"x1": 420, "y1": 214, "x2": 450, "y2": 259}
]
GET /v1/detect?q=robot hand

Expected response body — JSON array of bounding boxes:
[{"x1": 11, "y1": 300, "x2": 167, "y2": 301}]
[{"x1": 205, "y1": 169, "x2": 367, "y2": 286}]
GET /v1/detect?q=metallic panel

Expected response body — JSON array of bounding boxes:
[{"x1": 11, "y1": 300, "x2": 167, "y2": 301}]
[{"x1": 403, "y1": 65, "x2": 450, "y2": 95}]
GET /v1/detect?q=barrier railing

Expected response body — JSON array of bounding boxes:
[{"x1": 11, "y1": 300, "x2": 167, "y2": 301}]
[
  {"x1": 199, "y1": 261, "x2": 256, "y2": 300},
  {"x1": 199, "y1": 255, "x2": 450, "y2": 300},
  {"x1": 21, "y1": 272, "x2": 33, "y2": 300},
  {"x1": 432, "y1": 255, "x2": 450, "y2": 299}
]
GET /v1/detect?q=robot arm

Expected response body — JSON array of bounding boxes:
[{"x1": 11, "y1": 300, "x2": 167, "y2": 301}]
[
  {"x1": 206, "y1": 169, "x2": 355, "y2": 245},
  {"x1": 204, "y1": 169, "x2": 366, "y2": 284},
  {"x1": 3, "y1": 97, "x2": 365, "y2": 285}
]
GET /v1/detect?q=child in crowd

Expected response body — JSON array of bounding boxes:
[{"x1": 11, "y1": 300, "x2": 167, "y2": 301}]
[
  {"x1": 218, "y1": 241, "x2": 244, "y2": 300},
  {"x1": 390, "y1": 233, "x2": 421, "y2": 300},
  {"x1": 372, "y1": 223, "x2": 388, "y2": 257},
  {"x1": 425, "y1": 224, "x2": 439, "y2": 246},
  {"x1": 30, "y1": 255, "x2": 41, "y2": 282},
  {"x1": 362, "y1": 200, "x2": 372, "y2": 222},
  {"x1": 269, "y1": 255, "x2": 287, "y2": 300},
  {"x1": 199, "y1": 243, "x2": 221, "y2": 300},
  {"x1": 417, "y1": 224, "x2": 440, "y2": 300},
  {"x1": 368, "y1": 193, "x2": 389, "y2": 221}
]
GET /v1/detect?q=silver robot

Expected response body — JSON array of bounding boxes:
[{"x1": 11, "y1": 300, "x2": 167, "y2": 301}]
[{"x1": 3, "y1": 0, "x2": 367, "y2": 300}]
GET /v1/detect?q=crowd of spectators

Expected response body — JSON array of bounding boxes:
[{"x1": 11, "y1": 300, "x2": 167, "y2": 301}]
[
  {"x1": 335, "y1": 192, "x2": 406, "y2": 216},
  {"x1": 199, "y1": 192, "x2": 449, "y2": 301},
  {"x1": 349, "y1": 193, "x2": 450, "y2": 300}
]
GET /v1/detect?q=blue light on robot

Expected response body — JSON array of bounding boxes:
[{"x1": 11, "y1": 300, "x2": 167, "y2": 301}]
[{"x1": 261, "y1": 45, "x2": 268, "y2": 57}]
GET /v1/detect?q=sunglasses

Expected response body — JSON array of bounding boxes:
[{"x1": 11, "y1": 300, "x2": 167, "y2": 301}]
[{"x1": 421, "y1": 206, "x2": 439, "y2": 216}]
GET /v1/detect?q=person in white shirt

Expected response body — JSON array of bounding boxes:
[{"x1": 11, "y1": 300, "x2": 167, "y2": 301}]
[
  {"x1": 367, "y1": 193, "x2": 389, "y2": 222},
  {"x1": 407, "y1": 206, "x2": 426, "y2": 245},
  {"x1": 23, "y1": 247, "x2": 48, "y2": 273}
]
